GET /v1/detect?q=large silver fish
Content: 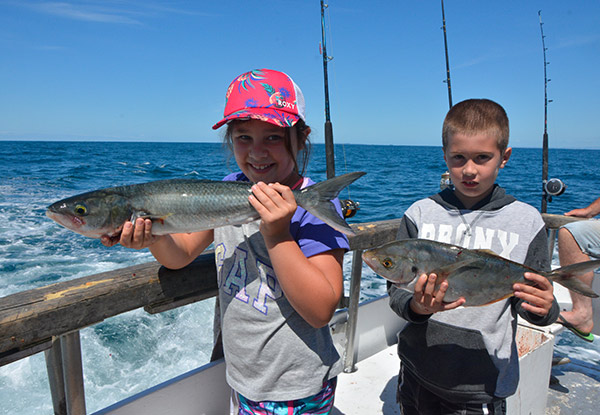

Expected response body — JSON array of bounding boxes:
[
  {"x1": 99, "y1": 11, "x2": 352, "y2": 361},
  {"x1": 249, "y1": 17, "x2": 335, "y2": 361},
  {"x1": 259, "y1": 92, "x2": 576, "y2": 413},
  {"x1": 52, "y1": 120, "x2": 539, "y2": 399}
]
[
  {"x1": 362, "y1": 238, "x2": 600, "y2": 306},
  {"x1": 46, "y1": 172, "x2": 365, "y2": 238}
]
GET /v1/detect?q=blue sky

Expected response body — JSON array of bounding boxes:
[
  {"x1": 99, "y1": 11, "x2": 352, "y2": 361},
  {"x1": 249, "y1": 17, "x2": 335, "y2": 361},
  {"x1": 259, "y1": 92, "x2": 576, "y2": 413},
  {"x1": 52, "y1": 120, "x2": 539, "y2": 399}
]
[{"x1": 1, "y1": 1, "x2": 599, "y2": 149}]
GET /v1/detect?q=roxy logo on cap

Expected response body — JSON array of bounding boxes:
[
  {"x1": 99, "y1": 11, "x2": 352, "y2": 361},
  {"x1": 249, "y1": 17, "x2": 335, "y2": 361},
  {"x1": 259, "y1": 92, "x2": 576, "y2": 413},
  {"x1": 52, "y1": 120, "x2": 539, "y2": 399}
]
[
  {"x1": 274, "y1": 99, "x2": 296, "y2": 110},
  {"x1": 212, "y1": 69, "x2": 306, "y2": 130}
]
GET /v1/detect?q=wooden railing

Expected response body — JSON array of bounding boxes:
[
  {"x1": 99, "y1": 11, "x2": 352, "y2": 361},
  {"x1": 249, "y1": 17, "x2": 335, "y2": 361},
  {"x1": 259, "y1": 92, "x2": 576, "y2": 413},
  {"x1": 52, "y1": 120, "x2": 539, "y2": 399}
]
[{"x1": 0, "y1": 214, "x2": 582, "y2": 414}]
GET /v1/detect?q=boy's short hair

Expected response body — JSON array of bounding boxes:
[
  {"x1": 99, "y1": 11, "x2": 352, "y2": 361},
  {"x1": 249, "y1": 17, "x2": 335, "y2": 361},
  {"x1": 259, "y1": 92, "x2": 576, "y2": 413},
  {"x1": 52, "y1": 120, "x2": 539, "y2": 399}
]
[{"x1": 442, "y1": 99, "x2": 509, "y2": 153}]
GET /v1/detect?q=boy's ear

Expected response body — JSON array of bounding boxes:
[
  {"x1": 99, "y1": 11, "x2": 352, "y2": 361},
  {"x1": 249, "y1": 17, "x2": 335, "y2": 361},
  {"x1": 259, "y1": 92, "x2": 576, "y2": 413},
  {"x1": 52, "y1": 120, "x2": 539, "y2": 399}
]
[{"x1": 500, "y1": 147, "x2": 512, "y2": 168}]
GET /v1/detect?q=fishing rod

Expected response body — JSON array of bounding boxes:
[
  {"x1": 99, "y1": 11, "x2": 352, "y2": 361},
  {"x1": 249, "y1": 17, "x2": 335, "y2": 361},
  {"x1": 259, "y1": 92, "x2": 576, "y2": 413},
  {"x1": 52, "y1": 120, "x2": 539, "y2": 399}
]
[
  {"x1": 320, "y1": 1, "x2": 359, "y2": 218},
  {"x1": 441, "y1": 0, "x2": 453, "y2": 109},
  {"x1": 538, "y1": 10, "x2": 566, "y2": 213},
  {"x1": 440, "y1": 0, "x2": 452, "y2": 190},
  {"x1": 320, "y1": 0, "x2": 335, "y2": 180}
]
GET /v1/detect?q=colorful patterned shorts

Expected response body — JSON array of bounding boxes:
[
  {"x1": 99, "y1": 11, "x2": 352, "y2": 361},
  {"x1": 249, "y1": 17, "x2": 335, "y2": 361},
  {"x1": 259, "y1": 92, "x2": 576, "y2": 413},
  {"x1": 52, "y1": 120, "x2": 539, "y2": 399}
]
[{"x1": 237, "y1": 377, "x2": 337, "y2": 415}]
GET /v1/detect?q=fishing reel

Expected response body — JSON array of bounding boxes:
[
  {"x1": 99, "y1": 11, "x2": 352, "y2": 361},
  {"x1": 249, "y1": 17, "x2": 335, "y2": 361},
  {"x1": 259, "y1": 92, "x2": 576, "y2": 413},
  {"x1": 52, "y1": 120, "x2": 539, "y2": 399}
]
[
  {"x1": 543, "y1": 178, "x2": 566, "y2": 202},
  {"x1": 340, "y1": 199, "x2": 360, "y2": 218},
  {"x1": 440, "y1": 171, "x2": 453, "y2": 191}
]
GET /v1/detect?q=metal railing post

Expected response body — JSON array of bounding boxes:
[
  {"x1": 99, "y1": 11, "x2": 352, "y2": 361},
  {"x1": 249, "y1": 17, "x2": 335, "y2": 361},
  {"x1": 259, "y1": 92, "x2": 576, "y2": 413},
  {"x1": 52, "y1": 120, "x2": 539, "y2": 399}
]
[
  {"x1": 343, "y1": 249, "x2": 363, "y2": 373},
  {"x1": 547, "y1": 229, "x2": 557, "y2": 261},
  {"x1": 45, "y1": 336, "x2": 67, "y2": 415},
  {"x1": 61, "y1": 331, "x2": 86, "y2": 415}
]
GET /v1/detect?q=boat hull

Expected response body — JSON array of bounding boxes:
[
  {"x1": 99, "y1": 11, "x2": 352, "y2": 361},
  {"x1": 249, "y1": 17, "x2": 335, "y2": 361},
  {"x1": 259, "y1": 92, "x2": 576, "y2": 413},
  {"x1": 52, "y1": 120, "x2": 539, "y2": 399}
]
[{"x1": 93, "y1": 296, "x2": 555, "y2": 415}]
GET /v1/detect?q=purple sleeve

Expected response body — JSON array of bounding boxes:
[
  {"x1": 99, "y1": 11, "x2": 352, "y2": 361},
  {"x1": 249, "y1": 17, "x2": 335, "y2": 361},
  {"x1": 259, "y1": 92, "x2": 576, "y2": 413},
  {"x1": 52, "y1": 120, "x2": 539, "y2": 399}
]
[
  {"x1": 224, "y1": 174, "x2": 350, "y2": 257},
  {"x1": 291, "y1": 208, "x2": 350, "y2": 258},
  {"x1": 290, "y1": 178, "x2": 350, "y2": 258},
  {"x1": 223, "y1": 172, "x2": 247, "y2": 182}
]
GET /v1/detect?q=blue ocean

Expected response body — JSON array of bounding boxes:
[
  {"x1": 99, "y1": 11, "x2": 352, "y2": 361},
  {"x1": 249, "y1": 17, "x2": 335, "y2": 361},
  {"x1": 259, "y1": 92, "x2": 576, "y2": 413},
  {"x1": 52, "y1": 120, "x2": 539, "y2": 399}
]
[{"x1": 1, "y1": 141, "x2": 599, "y2": 413}]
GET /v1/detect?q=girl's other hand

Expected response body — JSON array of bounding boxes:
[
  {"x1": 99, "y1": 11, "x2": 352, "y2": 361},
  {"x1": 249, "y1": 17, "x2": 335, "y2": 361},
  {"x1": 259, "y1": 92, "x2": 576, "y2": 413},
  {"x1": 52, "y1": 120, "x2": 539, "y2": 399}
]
[
  {"x1": 249, "y1": 182, "x2": 297, "y2": 244},
  {"x1": 101, "y1": 218, "x2": 158, "y2": 250}
]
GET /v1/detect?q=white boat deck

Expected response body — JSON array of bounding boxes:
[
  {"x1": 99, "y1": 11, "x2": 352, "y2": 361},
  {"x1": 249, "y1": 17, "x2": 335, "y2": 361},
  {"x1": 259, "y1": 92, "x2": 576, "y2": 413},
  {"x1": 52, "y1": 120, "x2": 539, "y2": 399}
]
[
  {"x1": 333, "y1": 323, "x2": 600, "y2": 415},
  {"x1": 333, "y1": 344, "x2": 400, "y2": 415}
]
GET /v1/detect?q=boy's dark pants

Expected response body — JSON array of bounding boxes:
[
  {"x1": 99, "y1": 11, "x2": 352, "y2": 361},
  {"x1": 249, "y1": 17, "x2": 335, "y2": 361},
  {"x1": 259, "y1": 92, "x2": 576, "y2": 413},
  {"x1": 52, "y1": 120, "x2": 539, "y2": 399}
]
[{"x1": 398, "y1": 363, "x2": 506, "y2": 415}]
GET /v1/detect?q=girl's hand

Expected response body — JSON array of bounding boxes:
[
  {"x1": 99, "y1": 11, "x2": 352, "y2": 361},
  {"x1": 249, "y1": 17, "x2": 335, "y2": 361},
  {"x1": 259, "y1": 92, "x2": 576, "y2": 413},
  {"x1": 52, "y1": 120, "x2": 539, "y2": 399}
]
[
  {"x1": 409, "y1": 273, "x2": 465, "y2": 315},
  {"x1": 249, "y1": 182, "x2": 297, "y2": 244},
  {"x1": 513, "y1": 272, "x2": 555, "y2": 316},
  {"x1": 101, "y1": 218, "x2": 159, "y2": 250}
]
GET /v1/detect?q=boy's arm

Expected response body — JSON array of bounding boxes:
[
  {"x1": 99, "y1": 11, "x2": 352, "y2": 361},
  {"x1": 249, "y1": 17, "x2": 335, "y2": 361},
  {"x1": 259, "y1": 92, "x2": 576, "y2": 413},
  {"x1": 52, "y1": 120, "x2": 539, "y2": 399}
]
[{"x1": 388, "y1": 282, "x2": 432, "y2": 323}]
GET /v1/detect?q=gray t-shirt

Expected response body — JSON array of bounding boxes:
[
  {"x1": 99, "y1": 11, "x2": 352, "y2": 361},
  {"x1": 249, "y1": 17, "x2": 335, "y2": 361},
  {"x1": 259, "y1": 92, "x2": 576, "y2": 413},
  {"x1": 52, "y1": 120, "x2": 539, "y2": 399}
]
[{"x1": 214, "y1": 175, "x2": 348, "y2": 402}]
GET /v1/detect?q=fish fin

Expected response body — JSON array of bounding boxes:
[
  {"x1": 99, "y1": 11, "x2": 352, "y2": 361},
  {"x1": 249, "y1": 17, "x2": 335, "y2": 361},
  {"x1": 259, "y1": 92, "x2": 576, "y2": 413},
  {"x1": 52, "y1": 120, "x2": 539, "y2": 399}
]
[
  {"x1": 295, "y1": 172, "x2": 366, "y2": 236},
  {"x1": 480, "y1": 293, "x2": 514, "y2": 306},
  {"x1": 548, "y1": 260, "x2": 600, "y2": 298},
  {"x1": 130, "y1": 211, "x2": 148, "y2": 222},
  {"x1": 436, "y1": 259, "x2": 480, "y2": 276},
  {"x1": 131, "y1": 212, "x2": 173, "y2": 225},
  {"x1": 474, "y1": 249, "x2": 499, "y2": 256}
]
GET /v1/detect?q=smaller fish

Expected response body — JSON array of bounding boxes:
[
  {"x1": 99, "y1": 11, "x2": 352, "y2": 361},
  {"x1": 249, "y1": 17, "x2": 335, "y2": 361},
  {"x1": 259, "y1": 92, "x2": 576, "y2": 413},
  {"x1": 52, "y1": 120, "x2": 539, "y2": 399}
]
[{"x1": 362, "y1": 238, "x2": 600, "y2": 306}]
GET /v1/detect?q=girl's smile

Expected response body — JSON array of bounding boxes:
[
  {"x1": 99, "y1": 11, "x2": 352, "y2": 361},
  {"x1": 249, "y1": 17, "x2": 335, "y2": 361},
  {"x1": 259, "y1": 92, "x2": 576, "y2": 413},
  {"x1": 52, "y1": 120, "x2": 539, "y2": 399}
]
[{"x1": 231, "y1": 119, "x2": 303, "y2": 187}]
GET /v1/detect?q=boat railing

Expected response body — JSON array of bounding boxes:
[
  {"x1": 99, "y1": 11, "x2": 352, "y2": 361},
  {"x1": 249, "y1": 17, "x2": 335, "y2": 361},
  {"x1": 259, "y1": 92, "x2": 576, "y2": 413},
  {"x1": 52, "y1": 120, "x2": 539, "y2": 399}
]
[{"x1": 0, "y1": 214, "x2": 579, "y2": 414}]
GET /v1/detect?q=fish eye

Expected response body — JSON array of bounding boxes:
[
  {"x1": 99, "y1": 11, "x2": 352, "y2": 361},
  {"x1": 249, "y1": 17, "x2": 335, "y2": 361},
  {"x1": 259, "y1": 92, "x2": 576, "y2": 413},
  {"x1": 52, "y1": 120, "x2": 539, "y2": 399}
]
[
  {"x1": 411, "y1": 266, "x2": 418, "y2": 274},
  {"x1": 382, "y1": 258, "x2": 394, "y2": 268},
  {"x1": 74, "y1": 204, "x2": 88, "y2": 216}
]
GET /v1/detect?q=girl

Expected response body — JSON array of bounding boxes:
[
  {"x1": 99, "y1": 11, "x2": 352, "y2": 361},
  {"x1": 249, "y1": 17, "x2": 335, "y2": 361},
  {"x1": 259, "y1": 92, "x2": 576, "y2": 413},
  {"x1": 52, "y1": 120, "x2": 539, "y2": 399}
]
[{"x1": 103, "y1": 69, "x2": 348, "y2": 414}]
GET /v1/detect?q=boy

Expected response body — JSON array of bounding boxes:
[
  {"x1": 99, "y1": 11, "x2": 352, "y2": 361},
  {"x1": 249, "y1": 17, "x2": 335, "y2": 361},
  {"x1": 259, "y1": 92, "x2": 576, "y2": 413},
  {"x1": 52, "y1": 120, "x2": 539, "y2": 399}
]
[{"x1": 389, "y1": 99, "x2": 559, "y2": 414}]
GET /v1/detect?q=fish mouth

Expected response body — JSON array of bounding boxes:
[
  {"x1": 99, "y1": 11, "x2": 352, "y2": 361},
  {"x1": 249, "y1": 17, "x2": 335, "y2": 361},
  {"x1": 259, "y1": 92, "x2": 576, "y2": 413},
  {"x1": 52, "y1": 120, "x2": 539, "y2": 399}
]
[
  {"x1": 361, "y1": 251, "x2": 376, "y2": 267},
  {"x1": 46, "y1": 209, "x2": 85, "y2": 229}
]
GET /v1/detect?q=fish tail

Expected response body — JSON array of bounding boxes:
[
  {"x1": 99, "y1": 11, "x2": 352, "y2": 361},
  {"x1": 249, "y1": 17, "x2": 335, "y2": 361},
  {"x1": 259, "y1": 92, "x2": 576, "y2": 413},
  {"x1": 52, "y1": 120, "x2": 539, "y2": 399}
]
[
  {"x1": 295, "y1": 172, "x2": 366, "y2": 236},
  {"x1": 547, "y1": 259, "x2": 600, "y2": 298}
]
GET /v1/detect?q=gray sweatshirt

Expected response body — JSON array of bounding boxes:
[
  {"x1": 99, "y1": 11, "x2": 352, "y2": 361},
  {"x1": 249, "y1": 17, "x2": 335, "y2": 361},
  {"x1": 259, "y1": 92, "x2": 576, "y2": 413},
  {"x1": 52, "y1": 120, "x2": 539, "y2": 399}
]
[{"x1": 388, "y1": 185, "x2": 559, "y2": 403}]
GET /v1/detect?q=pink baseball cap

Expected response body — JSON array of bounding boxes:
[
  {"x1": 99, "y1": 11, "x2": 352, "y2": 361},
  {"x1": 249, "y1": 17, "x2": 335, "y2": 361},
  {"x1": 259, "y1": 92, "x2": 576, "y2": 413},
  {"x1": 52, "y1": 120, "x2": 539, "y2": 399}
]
[{"x1": 212, "y1": 69, "x2": 306, "y2": 130}]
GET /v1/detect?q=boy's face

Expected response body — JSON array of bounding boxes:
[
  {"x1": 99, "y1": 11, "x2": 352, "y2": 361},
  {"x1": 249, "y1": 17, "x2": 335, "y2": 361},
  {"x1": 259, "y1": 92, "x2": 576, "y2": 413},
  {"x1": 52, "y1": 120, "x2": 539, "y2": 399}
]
[{"x1": 443, "y1": 131, "x2": 511, "y2": 209}]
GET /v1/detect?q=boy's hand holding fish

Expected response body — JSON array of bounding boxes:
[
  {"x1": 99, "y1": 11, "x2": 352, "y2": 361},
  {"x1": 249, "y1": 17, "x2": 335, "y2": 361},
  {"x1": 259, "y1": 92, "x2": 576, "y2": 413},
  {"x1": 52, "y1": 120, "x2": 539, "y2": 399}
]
[
  {"x1": 409, "y1": 272, "x2": 465, "y2": 315},
  {"x1": 513, "y1": 272, "x2": 555, "y2": 316}
]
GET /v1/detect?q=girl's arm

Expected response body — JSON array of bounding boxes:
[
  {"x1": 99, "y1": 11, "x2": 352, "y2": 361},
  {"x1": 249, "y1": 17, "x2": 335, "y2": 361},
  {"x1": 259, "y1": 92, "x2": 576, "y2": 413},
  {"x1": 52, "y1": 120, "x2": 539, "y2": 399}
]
[
  {"x1": 250, "y1": 182, "x2": 344, "y2": 328},
  {"x1": 102, "y1": 217, "x2": 214, "y2": 269},
  {"x1": 150, "y1": 229, "x2": 214, "y2": 270},
  {"x1": 269, "y1": 241, "x2": 344, "y2": 328}
]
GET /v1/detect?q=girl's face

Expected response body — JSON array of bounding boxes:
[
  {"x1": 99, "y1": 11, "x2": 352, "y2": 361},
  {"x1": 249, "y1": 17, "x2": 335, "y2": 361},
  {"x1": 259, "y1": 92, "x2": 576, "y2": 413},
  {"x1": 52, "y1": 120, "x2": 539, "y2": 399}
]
[
  {"x1": 231, "y1": 119, "x2": 303, "y2": 186},
  {"x1": 443, "y1": 131, "x2": 511, "y2": 209}
]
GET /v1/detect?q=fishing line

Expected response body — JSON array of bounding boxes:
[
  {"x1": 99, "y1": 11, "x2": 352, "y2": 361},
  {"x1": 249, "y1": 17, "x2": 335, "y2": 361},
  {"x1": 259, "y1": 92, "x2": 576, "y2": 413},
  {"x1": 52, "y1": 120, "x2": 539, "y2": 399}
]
[
  {"x1": 322, "y1": 3, "x2": 359, "y2": 219},
  {"x1": 326, "y1": 4, "x2": 350, "y2": 197}
]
